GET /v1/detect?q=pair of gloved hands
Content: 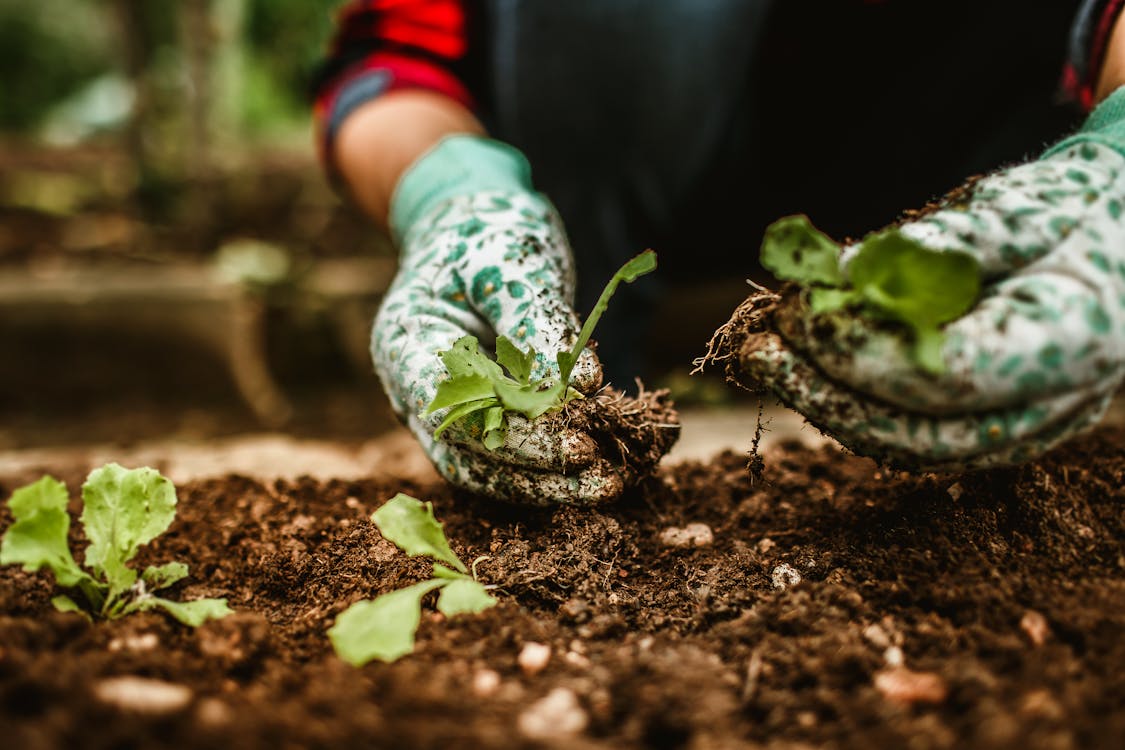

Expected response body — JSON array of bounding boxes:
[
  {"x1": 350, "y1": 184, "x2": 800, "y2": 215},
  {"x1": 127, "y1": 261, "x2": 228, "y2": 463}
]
[{"x1": 373, "y1": 88, "x2": 1125, "y2": 505}]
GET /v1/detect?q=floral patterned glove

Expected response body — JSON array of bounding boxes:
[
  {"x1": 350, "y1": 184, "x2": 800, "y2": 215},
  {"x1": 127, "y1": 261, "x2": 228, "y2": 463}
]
[
  {"x1": 372, "y1": 135, "x2": 627, "y2": 505},
  {"x1": 735, "y1": 87, "x2": 1125, "y2": 471}
]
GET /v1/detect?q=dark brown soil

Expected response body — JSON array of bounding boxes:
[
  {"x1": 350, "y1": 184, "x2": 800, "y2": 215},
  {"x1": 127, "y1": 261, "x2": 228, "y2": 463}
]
[{"x1": 2, "y1": 428, "x2": 1124, "y2": 749}]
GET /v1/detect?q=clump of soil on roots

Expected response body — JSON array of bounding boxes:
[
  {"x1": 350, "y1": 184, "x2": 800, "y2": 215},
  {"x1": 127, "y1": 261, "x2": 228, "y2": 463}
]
[{"x1": 2, "y1": 428, "x2": 1124, "y2": 749}]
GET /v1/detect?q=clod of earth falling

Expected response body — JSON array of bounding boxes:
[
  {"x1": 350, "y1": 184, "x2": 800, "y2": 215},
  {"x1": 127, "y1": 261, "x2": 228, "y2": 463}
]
[
  {"x1": 518, "y1": 642, "x2": 552, "y2": 676},
  {"x1": 873, "y1": 667, "x2": 948, "y2": 706},
  {"x1": 94, "y1": 676, "x2": 193, "y2": 714},
  {"x1": 518, "y1": 688, "x2": 589, "y2": 740},
  {"x1": 659, "y1": 523, "x2": 714, "y2": 548},
  {"x1": 771, "y1": 563, "x2": 802, "y2": 590}
]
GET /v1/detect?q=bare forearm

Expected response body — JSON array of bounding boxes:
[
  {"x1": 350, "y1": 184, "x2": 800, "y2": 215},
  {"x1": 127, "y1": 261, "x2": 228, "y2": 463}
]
[
  {"x1": 333, "y1": 90, "x2": 486, "y2": 226},
  {"x1": 1095, "y1": 10, "x2": 1125, "y2": 102}
]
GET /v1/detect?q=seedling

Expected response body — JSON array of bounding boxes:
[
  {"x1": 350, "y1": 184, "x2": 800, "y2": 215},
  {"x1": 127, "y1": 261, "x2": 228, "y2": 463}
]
[
  {"x1": 329, "y1": 493, "x2": 496, "y2": 666},
  {"x1": 0, "y1": 464, "x2": 232, "y2": 627},
  {"x1": 760, "y1": 216, "x2": 980, "y2": 374},
  {"x1": 424, "y1": 249, "x2": 657, "y2": 449}
]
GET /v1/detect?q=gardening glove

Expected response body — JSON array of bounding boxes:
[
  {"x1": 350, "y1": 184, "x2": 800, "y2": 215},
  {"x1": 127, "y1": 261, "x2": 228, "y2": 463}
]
[
  {"x1": 737, "y1": 87, "x2": 1125, "y2": 471},
  {"x1": 372, "y1": 135, "x2": 623, "y2": 505}
]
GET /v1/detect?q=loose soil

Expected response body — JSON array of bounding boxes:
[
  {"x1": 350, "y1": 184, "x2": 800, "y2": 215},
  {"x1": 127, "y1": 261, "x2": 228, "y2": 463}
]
[{"x1": 2, "y1": 428, "x2": 1124, "y2": 749}]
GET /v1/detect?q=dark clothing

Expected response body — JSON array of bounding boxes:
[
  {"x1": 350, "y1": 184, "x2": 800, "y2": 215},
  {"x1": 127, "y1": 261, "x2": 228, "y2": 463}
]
[{"x1": 314, "y1": 0, "x2": 1119, "y2": 380}]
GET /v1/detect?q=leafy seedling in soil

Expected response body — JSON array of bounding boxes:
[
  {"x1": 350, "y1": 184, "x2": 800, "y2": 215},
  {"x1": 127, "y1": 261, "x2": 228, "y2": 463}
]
[
  {"x1": 0, "y1": 464, "x2": 233, "y2": 626},
  {"x1": 760, "y1": 215, "x2": 981, "y2": 374},
  {"x1": 424, "y1": 249, "x2": 658, "y2": 449},
  {"x1": 328, "y1": 493, "x2": 497, "y2": 666}
]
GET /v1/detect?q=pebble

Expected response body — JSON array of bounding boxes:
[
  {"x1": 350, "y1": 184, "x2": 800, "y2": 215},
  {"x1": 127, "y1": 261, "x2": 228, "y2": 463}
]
[
  {"x1": 770, "y1": 563, "x2": 802, "y2": 590},
  {"x1": 659, "y1": 523, "x2": 714, "y2": 548},
  {"x1": 107, "y1": 633, "x2": 159, "y2": 653},
  {"x1": 1020, "y1": 610, "x2": 1051, "y2": 647},
  {"x1": 947, "y1": 482, "x2": 964, "y2": 501},
  {"x1": 518, "y1": 642, "x2": 552, "y2": 676},
  {"x1": 874, "y1": 667, "x2": 948, "y2": 706},
  {"x1": 94, "y1": 676, "x2": 193, "y2": 714},
  {"x1": 472, "y1": 668, "x2": 502, "y2": 698},
  {"x1": 517, "y1": 688, "x2": 589, "y2": 740}
]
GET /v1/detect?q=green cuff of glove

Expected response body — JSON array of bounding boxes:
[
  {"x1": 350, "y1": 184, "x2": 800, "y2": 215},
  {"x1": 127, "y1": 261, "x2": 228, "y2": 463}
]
[
  {"x1": 1044, "y1": 84, "x2": 1125, "y2": 159},
  {"x1": 389, "y1": 135, "x2": 539, "y2": 244}
]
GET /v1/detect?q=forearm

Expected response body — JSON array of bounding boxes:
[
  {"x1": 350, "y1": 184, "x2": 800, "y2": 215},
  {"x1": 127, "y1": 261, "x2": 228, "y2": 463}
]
[
  {"x1": 1096, "y1": 5, "x2": 1125, "y2": 101},
  {"x1": 333, "y1": 90, "x2": 485, "y2": 226}
]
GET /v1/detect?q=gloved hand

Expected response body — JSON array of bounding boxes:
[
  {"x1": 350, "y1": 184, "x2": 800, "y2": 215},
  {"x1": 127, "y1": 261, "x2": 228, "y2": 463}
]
[
  {"x1": 372, "y1": 135, "x2": 626, "y2": 505},
  {"x1": 735, "y1": 87, "x2": 1125, "y2": 471}
]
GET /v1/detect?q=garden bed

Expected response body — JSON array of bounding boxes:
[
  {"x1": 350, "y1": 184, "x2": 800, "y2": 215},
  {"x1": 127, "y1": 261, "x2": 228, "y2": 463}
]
[{"x1": 2, "y1": 427, "x2": 1123, "y2": 749}]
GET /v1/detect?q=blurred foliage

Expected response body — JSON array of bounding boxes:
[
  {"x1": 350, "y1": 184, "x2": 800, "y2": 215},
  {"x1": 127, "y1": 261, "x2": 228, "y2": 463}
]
[
  {"x1": 0, "y1": 0, "x2": 114, "y2": 131},
  {"x1": 0, "y1": 0, "x2": 340, "y2": 139}
]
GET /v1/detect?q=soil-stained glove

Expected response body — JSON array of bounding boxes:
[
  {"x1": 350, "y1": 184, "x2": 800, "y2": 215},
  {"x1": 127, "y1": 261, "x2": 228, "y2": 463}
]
[
  {"x1": 734, "y1": 87, "x2": 1125, "y2": 471},
  {"x1": 372, "y1": 135, "x2": 625, "y2": 505}
]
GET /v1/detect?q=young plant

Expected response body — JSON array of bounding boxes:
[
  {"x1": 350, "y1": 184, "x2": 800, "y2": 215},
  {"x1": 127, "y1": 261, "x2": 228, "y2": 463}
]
[
  {"x1": 760, "y1": 216, "x2": 980, "y2": 374},
  {"x1": 0, "y1": 464, "x2": 232, "y2": 627},
  {"x1": 424, "y1": 249, "x2": 658, "y2": 449},
  {"x1": 328, "y1": 493, "x2": 496, "y2": 666}
]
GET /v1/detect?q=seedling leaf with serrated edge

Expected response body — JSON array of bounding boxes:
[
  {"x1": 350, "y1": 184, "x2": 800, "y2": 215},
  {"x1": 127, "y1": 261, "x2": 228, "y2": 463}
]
[{"x1": 0, "y1": 466, "x2": 232, "y2": 627}]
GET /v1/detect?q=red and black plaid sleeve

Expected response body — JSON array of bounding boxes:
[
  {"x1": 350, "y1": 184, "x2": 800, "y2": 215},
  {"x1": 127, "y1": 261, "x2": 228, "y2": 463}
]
[
  {"x1": 312, "y1": 0, "x2": 473, "y2": 168},
  {"x1": 1065, "y1": 0, "x2": 1125, "y2": 109}
]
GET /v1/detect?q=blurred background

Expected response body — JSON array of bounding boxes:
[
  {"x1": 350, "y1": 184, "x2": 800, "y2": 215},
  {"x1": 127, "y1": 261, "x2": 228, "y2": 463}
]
[{"x1": 0, "y1": 0, "x2": 407, "y2": 466}]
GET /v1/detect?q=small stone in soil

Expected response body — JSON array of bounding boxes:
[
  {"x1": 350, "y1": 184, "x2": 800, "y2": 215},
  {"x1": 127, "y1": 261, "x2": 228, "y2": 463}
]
[
  {"x1": 659, "y1": 523, "x2": 714, "y2": 548},
  {"x1": 874, "y1": 667, "x2": 948, "y2": 706},
  {"x1": 1020, "y1": 610, "x2": 1051, "y2": 647},
  {"x1": 472, "y1": 669, "x2": 502, "y2": 698},
  {"x1": 94, "y1": 676, "x2": 193, "y2": 714},
  {"x1": 518, "y1": 688, "x2": 589, "y2": 740},
  {"x1": 518, "y1": 642, "x2": 552, "y2": 676},
  {"x1": 107, "y1": 633, "x2": 159, "y2": 652},
  {"x1": 771, "y1": 563, "x2": 802, "y2": 590}
]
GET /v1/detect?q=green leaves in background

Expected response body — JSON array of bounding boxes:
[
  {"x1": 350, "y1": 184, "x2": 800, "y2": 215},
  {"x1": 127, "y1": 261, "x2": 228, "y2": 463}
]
[
  {"x1": 0, "y1": 464, "x2": 232, "y2": 627},
  {"x1": 328, "y1": 494, "x2": 496, "y2": 667},
  {"x1": 760, "y1": 216, "x2": 980, "y2": 374}
]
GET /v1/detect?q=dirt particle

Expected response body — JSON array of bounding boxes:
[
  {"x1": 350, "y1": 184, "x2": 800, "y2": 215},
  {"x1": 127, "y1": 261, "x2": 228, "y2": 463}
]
[
  {"x1": 107, "y1": 632, "x2": 159, "y2": 653},
  {"x1": 1020, "y1": 610, "x2": 1051, "y2": 647},
  {"x1": 659, "y1": 522, "x2": 714, "y2": 548},
  {"x1": 94, "y1": 676, "x2": 193, "y2": 714},
  {"x1": 771, "y1": 563, "x2": 802, "y2": 590},
  {"x1": 471, "y1": 668, "x2": 502, "y2": 698},
  {"x1": 947, "y1": 482, "x2": 964, "y2": 501},
  {"x1": 1020, "y1": 689, "x2": 1063, "y2": 720},
  {"x1": 518, "y1": 687, "x2": 589, "y2": 740},
  {"x1": 519, "y1": 642, "x2": 552, "y2": 676},
  {"x1": 195, "y1": 697, "x2": 233, "y2": 727},
  {"x1": 874, "y1": 667, "x2": 948, "y2": 706}
]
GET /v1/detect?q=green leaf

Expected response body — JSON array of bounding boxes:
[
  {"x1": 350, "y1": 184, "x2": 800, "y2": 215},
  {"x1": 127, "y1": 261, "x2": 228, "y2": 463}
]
[
  {"x1": 561, "y1": 249, "x2": 657, "y2": 386},
  {"x1": 433, "y1": 397, "x2": 499, "y2": 439},
  {"x1": 51, "y1": 594, "x2": 89, "y2": 618},
  {"x1": 439, "y1": 336, "x2": 505, "y2": 380},
  {"x1": 1, "y1": 476, "x2": 92, "y2": 588},
  {"x1": 492, "y1": 379, "x2": 562, "y2": 421},
  {"x1": 425, "y1": 375, "x2": 499, "y2": 415},
  {"x1": 142, "y1": 562, "x2": 188, "y2": 591},
  {"x1": 760, "y1": 215, "x2": 844, "y2": 286},
  {"x1": 432, "y1": 563, "x2": 463, "y2": 580},
  {"x1": 808, "y1": 287, "x2": 860, "y2": 314},
  {"x1": 371, "y1": 494, "x2": 467, "y2": 573},
  {"x1": 481, "y1": 406, "x2": 508, "y2": 450},
  {"x1": 436, "y1": 578, "x2": 497, "y2": 617},
  {"x1": 848, "y1": 229, "x2": 980, "y2": 374},
  {"x1": 496, "y1": 336, "x2": 535, "y2": 385},
  {"x1": 328, "y1": 580, "x2": 445, "y2": 666},
  {"x1": 80, "y1": 465, "x2": 177, "y2": 595},
  {"x1": 137, "y1": 597, "x2": 233, "y2": 627}
]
